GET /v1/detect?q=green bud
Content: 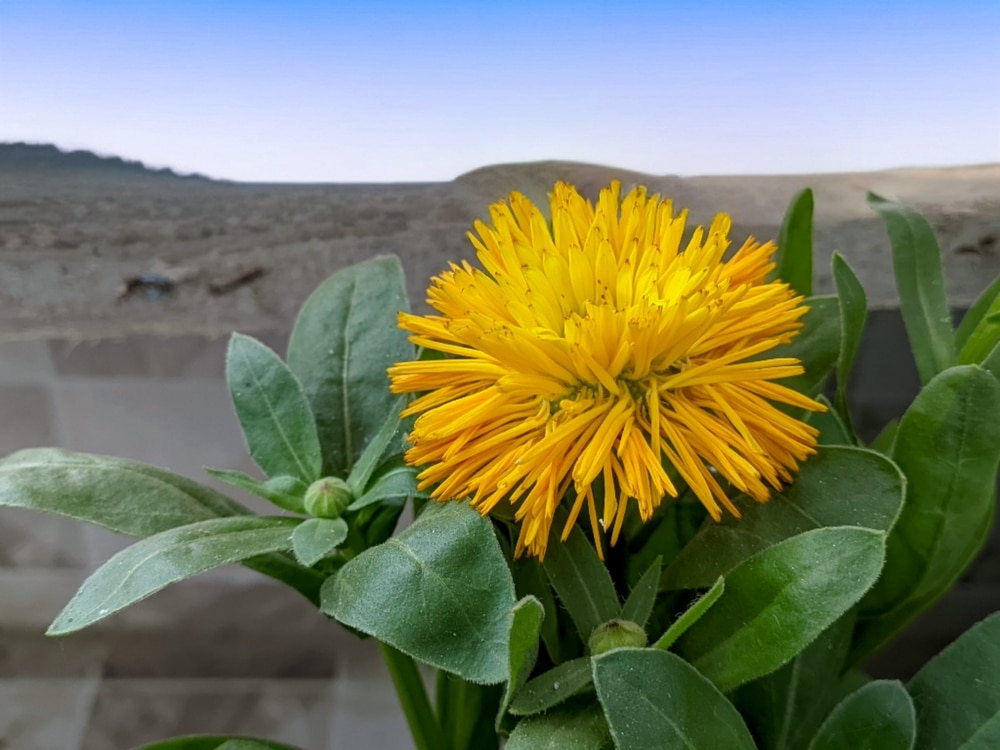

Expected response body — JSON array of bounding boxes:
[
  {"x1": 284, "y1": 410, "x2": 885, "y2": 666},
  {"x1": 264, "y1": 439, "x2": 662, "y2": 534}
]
[
  {"x1": 304, "y1": 477, "x2": 353, "y2": 519},
  {"x1": 588, "y1": 619, "x2": 647, "y2": 654}
]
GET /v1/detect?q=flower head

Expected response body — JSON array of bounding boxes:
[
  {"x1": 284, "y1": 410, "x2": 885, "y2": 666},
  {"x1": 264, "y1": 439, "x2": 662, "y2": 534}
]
[{"x1": 389, "y1": 181, "x2": 823, "y2": 559}]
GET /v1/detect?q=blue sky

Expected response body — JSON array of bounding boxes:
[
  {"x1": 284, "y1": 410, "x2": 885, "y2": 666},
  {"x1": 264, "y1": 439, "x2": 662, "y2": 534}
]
[{"x1": 2, "y1": 1, "x2": 998, "y2": 182}]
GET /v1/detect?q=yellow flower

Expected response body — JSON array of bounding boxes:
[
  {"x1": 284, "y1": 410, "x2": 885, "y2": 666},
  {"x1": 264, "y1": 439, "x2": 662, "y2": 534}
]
[{"x1": 389, "y1": 181, "x2": 823, "y2": 559}]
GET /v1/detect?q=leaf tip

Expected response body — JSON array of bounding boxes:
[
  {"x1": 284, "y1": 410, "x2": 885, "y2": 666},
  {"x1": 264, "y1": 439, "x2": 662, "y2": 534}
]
[{"x1": 45, "y1": 616, "x2": 74, "y2": 637}]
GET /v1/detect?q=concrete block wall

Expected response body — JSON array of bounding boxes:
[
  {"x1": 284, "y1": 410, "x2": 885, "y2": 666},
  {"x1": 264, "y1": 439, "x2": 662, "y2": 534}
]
[
  {"x1": 1, "y1": 312, "x2": 998, "y2": 748},
  {"x1": 0, "y1": 333, "x2": 411, "y2": 750}
]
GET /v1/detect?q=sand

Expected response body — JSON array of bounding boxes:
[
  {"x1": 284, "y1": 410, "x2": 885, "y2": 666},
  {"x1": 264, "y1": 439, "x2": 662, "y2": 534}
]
[{"x1": 2, "y1": 145, "x2": 998, "y2": 342}]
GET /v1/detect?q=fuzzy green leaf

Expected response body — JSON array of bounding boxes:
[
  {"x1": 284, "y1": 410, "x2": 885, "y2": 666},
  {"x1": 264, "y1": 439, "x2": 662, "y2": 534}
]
[
  {"x1": 321, "y1": 501, "x2": 515, "y2": 684},
  {"x1": 733, "y1": 613, "x2": 858, "y2": 750},
  {"x1": 287, "y1": 255, "x2": 413, "y2": 478},
  {"x1": 593, "y1": 648, "x2": 755, "y2": 749},
  {"x1": 956, "y1": 273, "x2": 1000, "y2": 351},
  {"x1": 347, "y1": 458, "x2": 423, "y2": 512},
  {"x1": 620, "y1": 555, "x2": 661, "y2": 631},
  {"x1": 512, "y1": 558, "x2": 564, "y2": 665},
  {"x1": 870, "y1": 418, "x2": 900, "y2": 454},
  {"x1": 807, "y1": 395, "x2": 853, "y2": 445},
  {"x1": 506, "y1": 699, "x2": 614, "y2": 750},
  {"x1": 497, "y1": 596, "x2": 545, "y2": 728},
  {"x1": 908, "y1": 613, "x2": 1000, "y2": 750},
  {"x1": 832, "y1": 252, "x2": 867, "y2": 435},
  {"x1": 204, "y1": 468, "x2": 308, "y2": 514},
  {"x1": 0, "y1": 449, "x2": 323, "y2": 603},
  {"x1": 48, "y1": 517, "x2": 300, "y2": 634},
  {"x1": 768, "y1": 295, "x2": 841, "y2": 395},
  {"x1": 0, "y1": 448, "x2": 249, "y2": 533},
  {"x1": 808, "y1": 680, "x2": 915, "y2": 750},
  {"x1": 345, "y1": 395, "x2": 408, "y2": 496},
  {"x1": 774, "y1": 188, "x2": 815, "y2": 297},
  {"x1": 868, "y1": 192, "x2": 954, "y2": 384},
  {"x1": 955, "y1": 276, "x2": 1000, "y2": 351},
  {"x1": 959, "y1": 285, "x2": 1000, "y2": 366},
  {"x1": 226, "y1": 333, "x2": 321, "y2": 482},
  {"x1": 653, "y1": 576, "x2": 724, "y2": 651},
  {"x1": 542, "y1": 523, "x2": 620, "y2": 643},
  {"x1": 676, "y1": 527, "x2": 885, "y2": 692},
  {"x1": 853, "y1": 366, "x2": 1000, "y2": 663},
  {"x1": 291, "y1": 517, "x2": 348, "y2": 566},
  {"x1": 510, "y1": 657, "x2": 593, "y2": 717},
  {"x1": 983, "y1": 340, "x2": 1000, "y2": 381},
  {"x1": 663, "y1": 447, "x2": 903, "y2": 590}
]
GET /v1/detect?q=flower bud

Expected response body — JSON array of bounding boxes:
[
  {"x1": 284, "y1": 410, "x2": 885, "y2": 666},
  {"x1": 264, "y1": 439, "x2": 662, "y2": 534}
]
[
  {"x1": 588, "y1": 619, "x2": 647, "y2": 654},
  {"x1": 304, "y1": 477, "x2": 353, "y2": 519}
]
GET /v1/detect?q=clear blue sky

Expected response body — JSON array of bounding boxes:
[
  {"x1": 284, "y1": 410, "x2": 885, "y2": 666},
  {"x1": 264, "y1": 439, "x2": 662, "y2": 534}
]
[{"x1": 2, "y1": 0, "x2": 998, "y2": 182}]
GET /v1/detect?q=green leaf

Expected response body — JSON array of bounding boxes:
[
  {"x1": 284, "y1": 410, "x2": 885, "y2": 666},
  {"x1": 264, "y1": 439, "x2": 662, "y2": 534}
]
[
  {"x1": 733, "y1": 613, "x2": 857, "y2": 750},
  {"x1": 0, "y1": 448, "x2": 249, "y2": 535},
  {"x1": 619, "y1": 555, "x2": 661, "y2": 631},
  {"x1": 868, "y1": 192, "x2": 954, "y2": 384},
  {"x1": 675, "y1": 526, "x2": 885, "y2": 693},
  {"x1": 498, "y1": 596, "x2": 545, "y2": 729},
  {"x1": 959, "y1": 285, "x2": 1000, "y2": 366},
  {"x1": 0, "y1": 449, "x2": 323, "y2": 603},
  {"x1": 807, "y1": 680, "x2": 915, "y2": 750},
  {"x1": 506, "y1": 699, "x2": 614, "y2": 750},
  {"x1": 774, "y1": 187, "x2": 815, "y2": 297},
  {"x1": 625, "y1": 498, "x2": 705, "y2": 588},
  {"x1": 832, "y1": 252, "x2": 867, "y2": 435},
  {"x1": 136, "y1": 737, "x2": 303, "y2": 750},
  {"x1": 226, "y1": 333, "x2": 321, "y2": 482},
  {"x1": 346, "y1": 395, "x2": 408, "y2": 496},
  {"x1": 510, "y1": 657, "x2": 593, "y2": 717},
  {"x1": 807, "y1": 394, "x2": 852, "y2": 445},
  {"x1": 291, "y1": 517, "x2": 348, "y2": 566},
  {"x1": 239, "y1": 553, "x2": 326, "y2": 607},
  {"x1": 983, "y1": 340, "x2": 1000, "y2": 381},
  {"x1": 347, "y1": 458, "x2": 424, "y2": 512},
  {"x1": 48, "y1": 517, "x2": 300, "y2": 635},
  {"x1": 653, "y1": 576, "x2": 724, "y2": 651},
  {"x1": 377, "y1": 642, "x2": 446, "y2": 750},
  {"x1": 287, "y1": 255, "x2": 413, "y2": 478},
  {"x1": 345, "y1": 495, "x2": 406, "y2": 552},
  {"x1": 870, "y1": 418, "x2": 900, "y2": 454},
  {"x1": 512, "y1": 557, "x2": 564, "y2": 664},
  {"x1": 321, "y1": 501, "x2": 515, "y2": 684},
  {"x1": 435, "y1": 673, "x2": 502, "y2": 750},
  {"x1": 663, "y1": 446, "x2": 903, "y2": 590},
  {"x1": 956, "y1": 272, "x2": 1000, "y2": 351},
  {"x1": 853, "y1": 365, "x2": 1000, "y2": 663},
  {"x1": 593, "y1": 648, "x2": 756, "y2": 750},
  {"x1": 770, "y1": 295, "x2": 842, "y2": 395},
  {"x1": 908, "y1": 612, "x2": 1000, "y2": 750},
  {"x1": 542, "y1": 522, "x2": 620, "y2": 643},
  {"x1": 205, "y1": 468, "x2": 308, "y2": 514}
]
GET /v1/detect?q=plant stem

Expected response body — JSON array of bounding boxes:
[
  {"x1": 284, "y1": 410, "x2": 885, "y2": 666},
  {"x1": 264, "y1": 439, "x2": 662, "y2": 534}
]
[{"x1": 377, "y1": 641, "x2": 447, "y2": 750}]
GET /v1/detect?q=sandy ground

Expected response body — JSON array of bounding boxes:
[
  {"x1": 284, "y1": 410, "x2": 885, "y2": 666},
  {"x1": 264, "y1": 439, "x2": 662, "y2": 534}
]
[{"x1": 2, "y1": 147, "x2": 999, "y2": 342}]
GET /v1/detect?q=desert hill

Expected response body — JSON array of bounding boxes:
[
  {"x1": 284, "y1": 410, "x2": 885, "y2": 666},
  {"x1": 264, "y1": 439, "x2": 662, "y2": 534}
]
[
  {"x1": 0, "y1": 142, "x2": 208, "y2": 182},
  {"x1": 1, "y1": 145, "x2": 998, "y2": 341}
]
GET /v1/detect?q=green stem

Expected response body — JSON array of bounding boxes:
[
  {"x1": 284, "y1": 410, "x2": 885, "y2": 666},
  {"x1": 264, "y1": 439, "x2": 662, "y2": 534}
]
[
  {"x1": 436, "y1": 671, "x2": 502, "y2": 750},
  {"x1": 377, "y1": 641, "x2": 447, "y2": 750}
]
